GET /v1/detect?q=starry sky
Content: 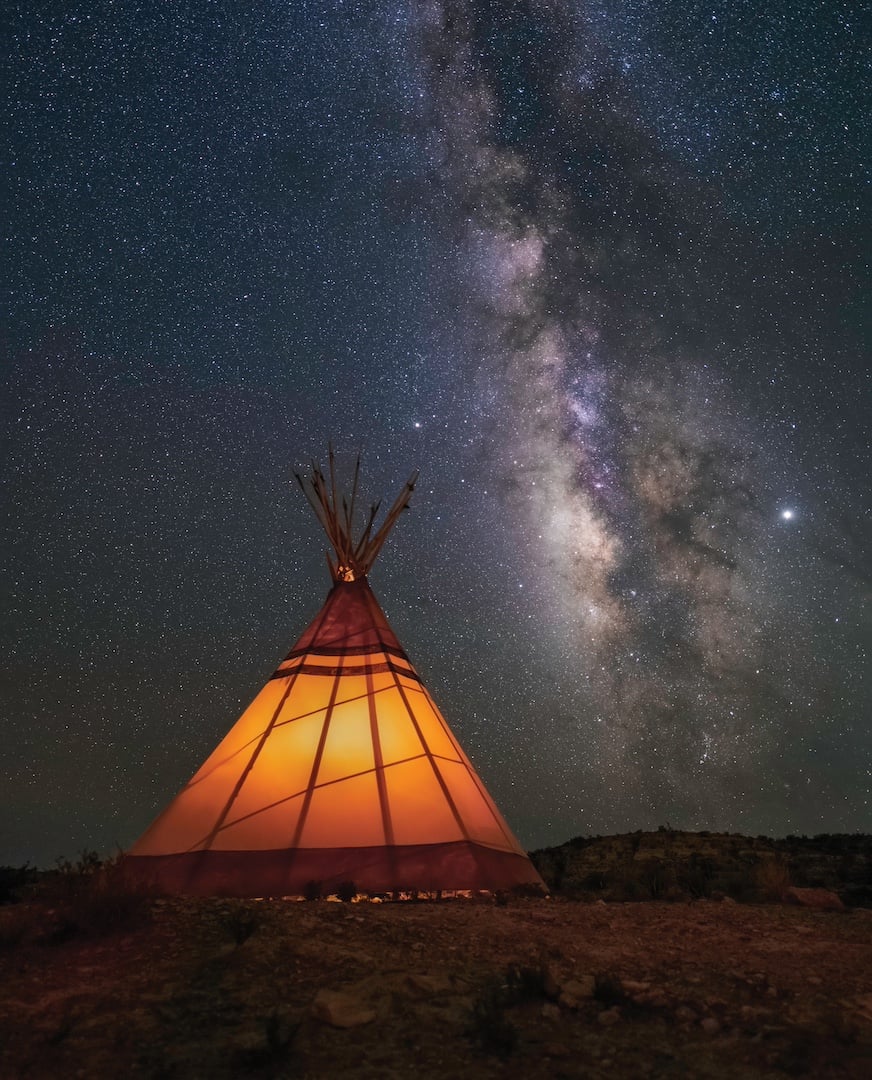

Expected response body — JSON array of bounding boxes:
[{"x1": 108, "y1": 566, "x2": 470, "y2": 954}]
[{"x1": 3, "y1": 0, "x2": 869, "y2": 868}]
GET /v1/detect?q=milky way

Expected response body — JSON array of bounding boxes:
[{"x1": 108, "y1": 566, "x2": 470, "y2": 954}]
[
  {"x1": 414, "y1": 0, "x2": 868, "y2": 832},
  {"x1": 2, "y1": 0, "x2": 868, "y2": 865}
]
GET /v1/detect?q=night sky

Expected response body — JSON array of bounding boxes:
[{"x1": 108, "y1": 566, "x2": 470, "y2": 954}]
[{"x1": 3, "y1": 1, "x2": 869, "y2": 868}]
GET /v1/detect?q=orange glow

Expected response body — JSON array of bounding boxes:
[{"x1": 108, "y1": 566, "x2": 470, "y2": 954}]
[
  {"x1": 300, "y1": 772, "x2": 383, "y2": 846},
  {"x1": 129, "y1": 579, "x2": 535, "y2": 880},
  {"x1": 386, "y1": 757, "x2": 464, "y2": 845}
]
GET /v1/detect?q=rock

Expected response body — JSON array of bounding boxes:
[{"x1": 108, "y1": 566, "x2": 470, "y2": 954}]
[
  {"x1": 784, "y1": 887, "x2": 844, "y2": 911},
  {"x1": 674, "y1": 1005, "x2": 697, "y2": 1022},
  {"x1": 234, "y1": 1026, "x2": 274, "y2": 1056},
  {"x1": 598, "y1": 1007, "x2": 621, "y2": 1026},
  {"x1": 543, "y1": 1041, "x2": 571, "y2": 1058},
  {"x1": 721, "y1": 896, "x2": 737, "y2": 905},
  {"x1": 404, "y1": 973, "x2": 454, "y2": 996},
  {"x1": 558, "y1": 975, "x2": 596, "y2": 1008},
  {"x1": 854, "y1": 995, "x2": 872, "y2": 1023},
  {"x1": 701, "y1": 1017, "x2": 720, "y2": 1034},
  {"x1": 311, "y1": 989, "x2": 376, "y2": 1028},
  {"x1": 622, "y1": 979, "x2": 650, "y2": 995},
  {"x1": 541, "y1": 1002, "x2": 561, "y2": 1021},
  {"x1": 541, "y1": 962, "x2": 562, "y2": 1000}
]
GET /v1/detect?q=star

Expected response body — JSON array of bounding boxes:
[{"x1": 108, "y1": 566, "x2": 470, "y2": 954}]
[{"x1": 1, "y1": 0, "x2": 866, "y2": 866}]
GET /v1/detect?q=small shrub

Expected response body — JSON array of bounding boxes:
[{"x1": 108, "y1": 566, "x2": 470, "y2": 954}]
[
  {"x1": 334, "y1": 881, "x2": 357, "y2": 903},
  {"x1": 581, "y1": 871, "x2": 607, "y2": 892},
  {"x1": 679, "y1": 856, "x2": 716, "y2": 899},
  {"x1": 594, "y1": 973, "x2": 627, "y2": 1006},
  {"x1": 466, "y1": 964, "x2": 548, "y2": 1058},
  {"x1": 0, "y1": 863, "x2": 37, "y2": 905},
  {"x1": 222, "y1": 903, "x2": 260, "y2": 946},
  {"x1": 511, "y1": 881, "x2": 548, "y2": 899},
  {"x1": 35, "y1": 851, "x2": 156, "y2": 939},
  {"x1": 232, "y1": 1010, "x2": 299, "y2": 1072},
  {"x1": 0, "y1": 905, "x2": 33, "y2": 949},
  {"x1": 756, "y1": 856, "x2": 791, "y2": 902},
  {"x1": 505, "y1": 964, "x2": 548, "y2": 1002},
  {"x1": 606, "y1": 868, "x2": 641, "y2": 902},
  {"x1": 640, "y1": 858, "x2": 675, "y2": 899},
  {"x1": 467, "y1": 981, "x2": 517, "y2": 1058},
  {"x1": 302, "y1": 880, "x2": 322, "y2": 901}
]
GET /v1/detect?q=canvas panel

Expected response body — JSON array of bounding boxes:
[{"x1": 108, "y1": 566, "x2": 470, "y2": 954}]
[
  {"x1": 225, "y1": 710, "x2": 328, "y2": 821},
  {"x1": 315, "y1": 687, "x2": 376, "y2": 785},
  {"x1": 298, "y1": 772, "x2": 385, "y2": 847},
  {"x1": 271, "y1": 672, "x2": 339, "y2": 726},
  {"x1": 189, "y1": 678, "x2": 291, "y2": 782},
  {"x1": 291, "y1": 580, "x2": 402, "y2": 655},
  {"x1": 405, "y1": 693, "x2": 463, "y2": 762},
  {"x1": 395, "y1": 675, "x2": 426, "y2": 694},
  {"x1": 386, "y1": 757, "x2": 465, "y2": 846},
  {"x1": 208, "y1": 792, "x2": 306, "y2": 850},
  {"x1": 131, "y1": 753, "x2": 246, "y2": 855},
  {"x1": 436, "y1": 759, "x2": 516, "y2": 850},
  {"x1": 375, "y1": 691, "x2": 427, "y2": 764}
]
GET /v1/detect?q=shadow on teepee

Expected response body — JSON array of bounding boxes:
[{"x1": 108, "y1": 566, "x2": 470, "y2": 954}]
[{"x1": 125, "y1": 452, "x2": 545, "y2": 897}]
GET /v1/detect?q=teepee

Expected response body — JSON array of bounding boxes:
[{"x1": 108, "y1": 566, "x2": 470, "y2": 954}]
[{"x1": 126, "y1": 454, "x2": 544, "y2": 896}]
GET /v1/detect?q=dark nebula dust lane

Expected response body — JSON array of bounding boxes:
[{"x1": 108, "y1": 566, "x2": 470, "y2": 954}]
[
  {"x1": 1, "y1": 1, "x2": 869, "y2": 866},
  {"x1": 411, "y1": 1, "x2": 868, "y2": 833}
]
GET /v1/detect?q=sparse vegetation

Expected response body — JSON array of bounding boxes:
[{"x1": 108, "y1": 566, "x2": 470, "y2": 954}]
[
  {"x1": 466, "y1": 963, "x2": 551, "y2": 1058},
  {"x1": 755, "y1": 855, "x2": 792, "y2": 901},
  {"x1": 302, "y1": 879, "x2": 322, "y2": 901},
  {"x1": 36, "y1": 851, "x2": 157, "y2": 940},
  {"x1": 0, "y1": 863, "x2": 37, "y2": 905},
  {"x1": 334, "y1": 880, "x2": 357, "y2": 902},
  {"x1": 0, "y1": 848, "x2": 870, "y2": 1079},
  {"x1": 231, "y1": 1010, "x2": 299, "y2": 1073},
  {"x1": 221, "y1": 902, "x2": 260, "y2": 946},
  {"x1": 466, "y1": 977, "x2": 518, "y2": 1058},
  {"x1": 531, "y1": 830, "x2": 872, "y2": 906},
  {"x1": 594, "y1": 972, "x2": 628, "y2": 1007},
  {"x1": 0, "y1": 851, "x2": 158, "y2": 947}
]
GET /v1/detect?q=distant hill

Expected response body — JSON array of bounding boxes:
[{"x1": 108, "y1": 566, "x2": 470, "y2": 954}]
[{"x1": 530, "y1": 829, "x2": 872, "y2": 907}]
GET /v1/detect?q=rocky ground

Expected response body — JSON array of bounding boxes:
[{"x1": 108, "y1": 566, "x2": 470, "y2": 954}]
[{"x1": 1, "y1": 894, "x2": 871, "y2": 1078}]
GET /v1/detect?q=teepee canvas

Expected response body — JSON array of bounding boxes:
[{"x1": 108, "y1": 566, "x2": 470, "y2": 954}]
[{"x1": 126, "y1": 456, "x2": 544, "y2": 896}]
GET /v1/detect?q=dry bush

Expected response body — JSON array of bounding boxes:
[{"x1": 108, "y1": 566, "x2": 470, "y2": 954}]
[
  {"x1": 755, "y1": 856, "x2": 792, "y2": 902},
  {"x1": 36, "y1": 851, "x2": 158, "y2": 940},
  {"x1": 0, "y1": 904, "x2": 33, "y2": 949}
]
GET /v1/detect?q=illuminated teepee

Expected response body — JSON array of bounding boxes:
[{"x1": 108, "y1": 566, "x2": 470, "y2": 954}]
[{"x1": 126, "y1": 454, "x2": 544, "y2": 896}]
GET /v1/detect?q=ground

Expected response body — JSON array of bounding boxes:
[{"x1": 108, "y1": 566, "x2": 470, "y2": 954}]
[{"x1": 1, "y1": 896, "x2": 870, "y2": 1078}]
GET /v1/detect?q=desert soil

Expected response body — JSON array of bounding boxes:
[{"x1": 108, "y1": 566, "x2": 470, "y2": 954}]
[{"x1": 1, "y1": 897, "x2": 871, "y2": 1078}]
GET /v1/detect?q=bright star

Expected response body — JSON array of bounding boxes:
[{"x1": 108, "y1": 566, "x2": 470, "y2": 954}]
[{"x1": 780, "y1": 509, "x2": 794, "y2": 521}]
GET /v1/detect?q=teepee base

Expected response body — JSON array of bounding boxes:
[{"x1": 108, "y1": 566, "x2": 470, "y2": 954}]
[{"x1": 124, "y1": 841, "x2": 545, "y2": 897}]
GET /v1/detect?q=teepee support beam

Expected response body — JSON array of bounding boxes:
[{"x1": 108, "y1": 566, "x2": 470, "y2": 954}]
[
  {"x1": 353, "y1": 500, "x2": 381, "y2": 564},
  {"x1": 361, "y1": 470, "x2": 418, "y2": 572},
  {"x1": 347, "y1": 454, "x2": 361, "y2": 538},
  {"x1": 298, "y1": 454, "x2": 417, "y2": 579}
]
